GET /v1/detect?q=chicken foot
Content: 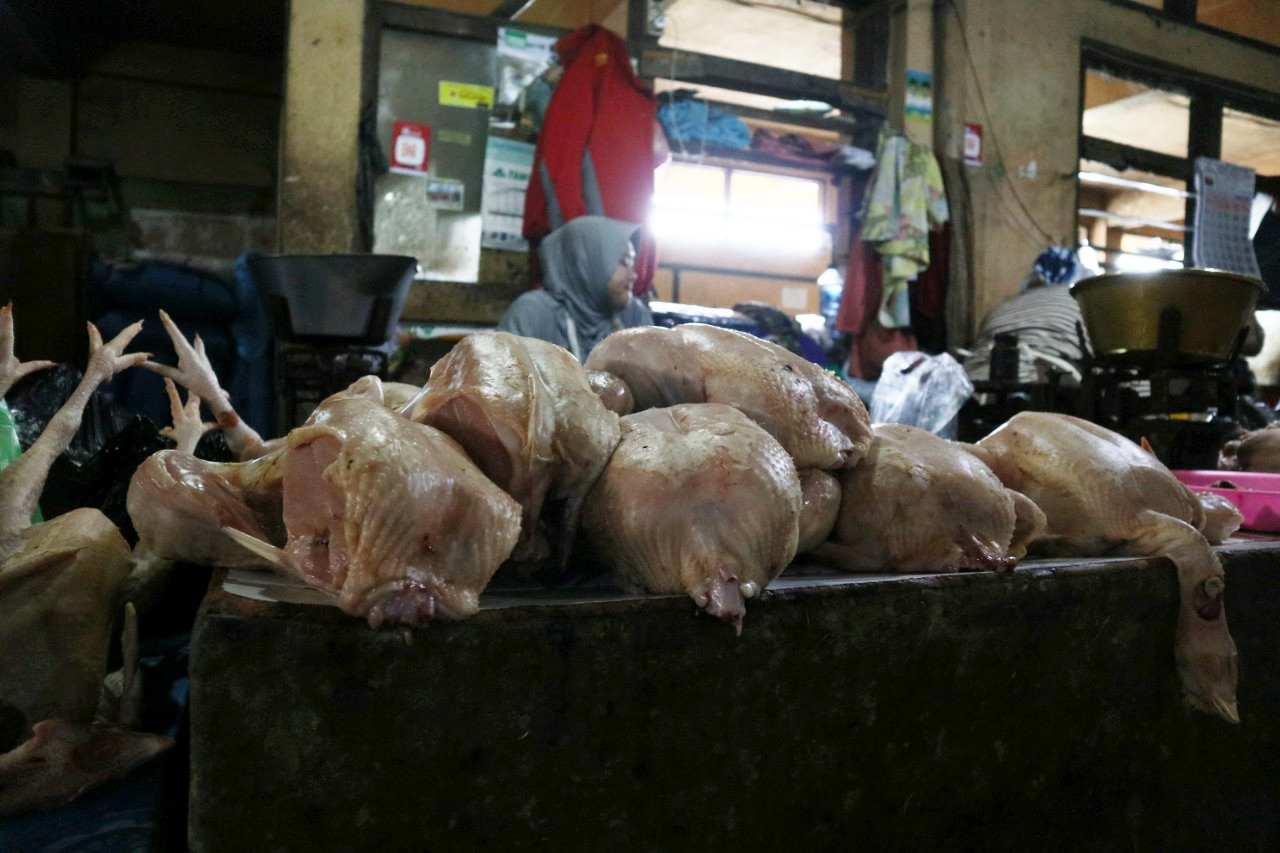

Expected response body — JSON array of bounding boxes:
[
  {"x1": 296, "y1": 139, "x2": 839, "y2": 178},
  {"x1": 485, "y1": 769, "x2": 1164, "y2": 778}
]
[
  {"x1": 0, "y1": 320, "x2": 147, "y2": 540},
  {"x1": 142, "y1": 309, "x2": 274, "y2": 460},
  {"x1": 0, "y1": 303, "x2": 57, "y2": 398}
]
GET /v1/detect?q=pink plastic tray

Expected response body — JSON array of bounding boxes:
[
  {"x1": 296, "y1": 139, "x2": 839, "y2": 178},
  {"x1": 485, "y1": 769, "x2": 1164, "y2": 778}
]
[{"x1": 1172, "y1": 469, "x2": 1280, "y2": 533}]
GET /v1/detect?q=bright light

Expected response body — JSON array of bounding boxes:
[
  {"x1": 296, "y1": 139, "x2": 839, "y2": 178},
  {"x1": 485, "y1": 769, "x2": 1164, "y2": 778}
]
[
  {"x1": 1114, "y1": 253, "x2": 1183, "y2": 272},
  {"x1": 650, "y1": 209, "x2": 729, "y2": 242}
]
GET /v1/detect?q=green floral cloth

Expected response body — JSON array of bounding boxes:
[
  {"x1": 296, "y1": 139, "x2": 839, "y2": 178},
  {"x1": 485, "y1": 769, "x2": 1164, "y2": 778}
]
[{"x1": 860, "y1": 132, "x2": 950, "y2": 328}]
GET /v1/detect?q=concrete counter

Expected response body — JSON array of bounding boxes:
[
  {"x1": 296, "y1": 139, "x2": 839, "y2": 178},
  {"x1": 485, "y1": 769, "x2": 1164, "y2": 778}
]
[{"x1": 189, "y1": 541, "x2": 1280, "y2": 851}]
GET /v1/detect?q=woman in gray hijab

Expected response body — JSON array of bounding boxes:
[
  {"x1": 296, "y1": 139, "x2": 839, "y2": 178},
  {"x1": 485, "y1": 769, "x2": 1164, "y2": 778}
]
[{"x1": 499, "y1": 215, "x2": 652, "y2": 362}]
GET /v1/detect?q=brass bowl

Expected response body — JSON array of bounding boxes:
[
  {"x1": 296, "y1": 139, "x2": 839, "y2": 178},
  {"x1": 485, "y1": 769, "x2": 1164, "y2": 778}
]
[{"x1": 1070, "y1": 268, "x2": 1265, "y2": 367}]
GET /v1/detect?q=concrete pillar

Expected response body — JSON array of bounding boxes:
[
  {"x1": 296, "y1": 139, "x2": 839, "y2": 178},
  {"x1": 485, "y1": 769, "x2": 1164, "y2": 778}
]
[{"x1": 279, "y1": 0, "x2": 366, "y2": 253}]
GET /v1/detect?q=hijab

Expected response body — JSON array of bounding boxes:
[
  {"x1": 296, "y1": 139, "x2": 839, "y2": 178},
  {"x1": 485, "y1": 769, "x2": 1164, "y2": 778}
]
[{"x1": 539, "y1": 215, "x2": 640, "y2": 358}]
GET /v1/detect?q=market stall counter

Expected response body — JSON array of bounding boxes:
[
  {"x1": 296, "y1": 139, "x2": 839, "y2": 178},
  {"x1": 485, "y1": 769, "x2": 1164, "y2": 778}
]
[{"x1": 189, "y1": 540, "x2": 1280, "y2": 851}]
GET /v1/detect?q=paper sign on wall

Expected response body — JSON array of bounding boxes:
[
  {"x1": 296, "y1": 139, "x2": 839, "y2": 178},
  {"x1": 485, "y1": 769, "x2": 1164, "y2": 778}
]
[
  {"x1": 439, "y1": 81, "x2": 495, "y2": 109},
  {"x1": 481, "y1": 136, "x2": 535, "y2": 251},
  {"x1": 963, "y1": 122, "x2": 983, "y2": 166},
  {"x1": 390, "y1": 121, "x2": 430, "y2": 176}
]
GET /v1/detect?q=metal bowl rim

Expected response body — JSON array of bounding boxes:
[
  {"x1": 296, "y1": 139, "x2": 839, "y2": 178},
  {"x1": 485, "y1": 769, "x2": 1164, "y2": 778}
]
[{"x1": 1069, "y1": 267, "x2": 1265, "y2": 296}]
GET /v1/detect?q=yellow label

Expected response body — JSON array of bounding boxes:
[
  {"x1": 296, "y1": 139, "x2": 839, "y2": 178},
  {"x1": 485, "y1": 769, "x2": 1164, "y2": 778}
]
[{"x1": 439, "y1": 81, "x2": 494, "y2": 109}]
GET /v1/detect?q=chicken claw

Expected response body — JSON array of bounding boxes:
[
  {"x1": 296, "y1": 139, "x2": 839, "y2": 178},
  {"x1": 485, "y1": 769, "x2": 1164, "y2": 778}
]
[
  {"x1": 141, "y1": 310, "x2": 266, "y2": 459},
  {"x1": 0, "y1": 321, "x2": 148, "y2": 538},
  {"x1": 84, "y1": 320, "x2": 150, "y2": 383},
  {"x1": 160, "y1": 378, "x2": 214, "y2": 455},
  {"x1": 0, "y1": 303, "x2": 57, "y2": 398}
]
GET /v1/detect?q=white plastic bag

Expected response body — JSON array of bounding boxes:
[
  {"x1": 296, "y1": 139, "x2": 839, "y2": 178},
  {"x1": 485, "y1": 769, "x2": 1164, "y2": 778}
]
[{"x1": 869, "y1": 351, "x2": 974, "y2": 438}]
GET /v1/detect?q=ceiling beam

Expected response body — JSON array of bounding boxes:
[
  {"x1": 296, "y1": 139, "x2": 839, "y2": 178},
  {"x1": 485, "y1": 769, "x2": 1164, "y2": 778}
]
[
  {"x1": 638, "y1": 47, "x2": 885, "y2": 117},
  {"x1": 491, "y1": 0, "x2": 536, "y2": 18}
]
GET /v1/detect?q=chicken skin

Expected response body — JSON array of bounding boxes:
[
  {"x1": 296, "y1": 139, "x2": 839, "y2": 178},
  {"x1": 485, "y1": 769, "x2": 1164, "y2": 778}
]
[
  {"x1": 221, "y1": 378, "x2": 523, "y2": 626},
  {"x1": 411, "y1": 332, "x2": 620, "y2": 574},
  {"x1": 813, "y1": 424, "x2": 1045, "y2": 573},
  {"x1": 969, "y1": 412, "x2": 1239, "y2": 724},
  {"x1": 581, "y1": 403, "x2": 802, "y2": 633},
  {"x1": 586, "y1": 324, "x2": 871, "y2": 470}
]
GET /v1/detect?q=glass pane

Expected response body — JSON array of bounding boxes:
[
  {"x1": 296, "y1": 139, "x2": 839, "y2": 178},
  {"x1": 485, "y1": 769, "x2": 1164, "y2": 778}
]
[
  {"x1": 658, "y1": 0, "x2": 843, "y2": 79},
  {"x1": 1221, "y1": 107, "x2": 1280, "y2": 176},
  {"x1": 729, "y1": 171, "x2": 822, "y2": 224},
  {"x1": 1077, "y1": 158, "x2": 1188, "y2": 273},
  {"x1": 1198, "y1": 0, "x2": 1280, "y2": 49},
  {"x1": 1082, "y1": 69, "x2": 1190, "y2": 159},
  {"x1": 653, "y1": 162, "x2": 726, "y2": 213}
]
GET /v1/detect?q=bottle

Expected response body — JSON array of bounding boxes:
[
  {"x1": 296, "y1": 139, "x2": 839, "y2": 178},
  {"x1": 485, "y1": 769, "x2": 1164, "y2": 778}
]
[
  {"x1": 817, "y1": 265, "x2": 844, "y2": 329},
  {"x1": 990, "y1": 332, "x2": 1020, "y2": 383},
  {"x1": 0, "y1": 400, "x2": 40, "y2": 522}
]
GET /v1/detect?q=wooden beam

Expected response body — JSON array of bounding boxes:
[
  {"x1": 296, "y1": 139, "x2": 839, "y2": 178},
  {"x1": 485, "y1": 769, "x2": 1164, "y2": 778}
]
[
  {"x1": 492, "y1": 0, "x2": 537, "y2": 18},
  {"x1": 638, "y1": 47, "x2": 885, "y2": 117}
]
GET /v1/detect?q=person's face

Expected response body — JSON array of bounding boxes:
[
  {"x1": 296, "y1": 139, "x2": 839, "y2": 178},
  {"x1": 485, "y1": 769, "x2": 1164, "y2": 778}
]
[{"x1": 607, "y1": 243, "x2": 637, "y2": 312}]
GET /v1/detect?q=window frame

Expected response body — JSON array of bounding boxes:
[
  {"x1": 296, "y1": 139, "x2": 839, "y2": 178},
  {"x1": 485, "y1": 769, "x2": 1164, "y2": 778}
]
[{"x1": 1077, "y1": 41, "x2": 1280, "y2": 271}]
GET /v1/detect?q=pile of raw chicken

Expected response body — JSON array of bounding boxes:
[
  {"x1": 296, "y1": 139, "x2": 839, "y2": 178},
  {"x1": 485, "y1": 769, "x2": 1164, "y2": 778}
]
[{"x1": 0, "y1": 308, "x2": 1243, "y2": 816}]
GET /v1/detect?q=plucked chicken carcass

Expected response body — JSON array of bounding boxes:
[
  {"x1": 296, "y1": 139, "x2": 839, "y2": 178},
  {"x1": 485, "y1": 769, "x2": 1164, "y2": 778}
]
[
  {"x1": 813, "y1": 424, "x2": 1046, "y2": 573},
  {"x1": 128, "y1": 440, "x2": 287, "y2": 570},
  {"x1": 0, "y1": 310, "x2": 173, "y2": 814},
  {"x1": 1221, "y1": 422, "x2": 1280, "y2": 472},
  {"x1": 409, "y1": 332, "x2": 620, "y2": 572},
  {"x1": 585, "y1": 324, "x2": 872, "y2": 471},
  {"x1": 194, "y1": 377, "x2": 525, "y2": 626},
  {"x1": 581, "y1": 403, "x2": 802, "y2": 633},
  {"x1": 967, "y1": 412, "x2": 1239, "y2": 723}
]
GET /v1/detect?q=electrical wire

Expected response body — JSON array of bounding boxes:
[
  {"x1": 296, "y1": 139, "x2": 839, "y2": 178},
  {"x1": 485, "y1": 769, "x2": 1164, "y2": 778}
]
[{"x1": 941, "y1": 0, "x2": 1061, "y2": 249}]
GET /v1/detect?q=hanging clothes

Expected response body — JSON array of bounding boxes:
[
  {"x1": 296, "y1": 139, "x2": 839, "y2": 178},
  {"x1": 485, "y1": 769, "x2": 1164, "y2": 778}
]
[
  {"x1": 522, "y1": 25, "x2": 659, "y2": 291},
  {"x1": 835, "y1": 232, "x2": 917, "y2": 381},
  {"x1": 860, "y1": 133, "x2": 950, "y2": 328}
]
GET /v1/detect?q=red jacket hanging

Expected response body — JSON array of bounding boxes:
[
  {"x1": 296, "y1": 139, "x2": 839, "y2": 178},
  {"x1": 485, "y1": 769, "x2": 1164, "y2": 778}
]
[{"x1": 523, "y1": 25, "x2": 658, "y2": 290}]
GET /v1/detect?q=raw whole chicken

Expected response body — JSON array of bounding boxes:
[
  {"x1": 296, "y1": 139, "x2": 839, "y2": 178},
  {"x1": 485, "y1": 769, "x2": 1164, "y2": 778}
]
[
  {"x1": 215, "y1": 377, "x2": 523, "y2": 626},
  {"x1": 968, "y1": 412, "x2": 1239, "y2": 723},
  {"x1": 581, "y1": 403, "x2": 802, "y2": 633},
  {"x1": 0, "y1": 719, "x2": 172, "y2": 818},
  {"x1": 796, "y1": 468, "x2": 841, "y2": 554},
  {"x1": 1221, "y1": 422, "x2": 1280, "y2": 472},
  {"x1": 585, "y1": 324, "x2": 872, "y2": 470},
  {"x1": 409, "y1": 332, "x2": 620, "y2": 573},
  {"x1": 0, "y1": 310, "x2": 172, "y2": 814},
  {"x1": 812, "y1": 424, "x2": 1045, "y2": 573}
]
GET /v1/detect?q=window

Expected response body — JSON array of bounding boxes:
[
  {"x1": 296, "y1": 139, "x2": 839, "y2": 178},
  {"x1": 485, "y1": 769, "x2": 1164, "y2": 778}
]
[
  {"x1": 649, "y1": 160, "x2": 833, "y2": 313},
  {"x1": 652, "y1": 162, "x2": 827, "y2": 251},
  {"x1": 657, "y1": 0, "x2": 844, "y2": 80},
  {"x1": 1197, "y1": 0, "x2": 1280, "y2": 50},
  {"x1": 1116, "y1": 0, "x2": 1280, "y2": 50},
  {"x1": 1077, "y1": 48, "x2": 1280, "y2": 273},
  {"x1": 1082, "y1": 70, "x2": 1189, "y2": 159}
]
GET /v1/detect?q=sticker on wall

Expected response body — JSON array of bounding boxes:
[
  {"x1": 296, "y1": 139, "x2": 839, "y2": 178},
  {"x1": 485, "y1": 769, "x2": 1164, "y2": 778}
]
[
  {"x1": 963, "y1": 122, "x2": 983, "y2": 166},
  {"x1": 481, "y1": 136, "x2": 536, "y2": 251},
  {"x1": 426, "y1": 178, "x2": 465, "y2": 210},
  {"x1": 439, "y1": 81, "x2": 495, "y2": 109},
  {"x1": 390, "y1": 121, "x2": 431, "y2": 177},
  {"x1": 780, "y1": 286, "x2": 810, "y2": 312},
  {"x1": 436, "y1": 129, "x2": 473, "y2": 146},
  {"x1": 905, "y1": 69, "x2": 933, "y2": 137}
]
